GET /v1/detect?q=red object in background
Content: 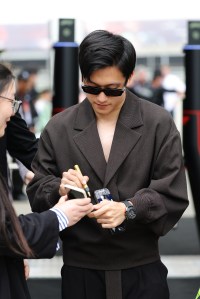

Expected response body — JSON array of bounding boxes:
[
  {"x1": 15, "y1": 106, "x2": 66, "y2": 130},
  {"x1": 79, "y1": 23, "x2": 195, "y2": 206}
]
[{"x1": 183, "y1": 45, "x2": 200, "y2": 240}]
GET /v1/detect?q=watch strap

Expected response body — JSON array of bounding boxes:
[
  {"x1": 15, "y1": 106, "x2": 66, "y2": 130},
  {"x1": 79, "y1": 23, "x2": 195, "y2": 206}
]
[{"x1": 122, "y1": 200, "x2": 136, "y2": 220}]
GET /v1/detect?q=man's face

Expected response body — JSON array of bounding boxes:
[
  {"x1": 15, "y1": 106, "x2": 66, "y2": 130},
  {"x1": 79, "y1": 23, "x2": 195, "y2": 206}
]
[{"x1": 82, "y1": 66, "x2": 126, "y2": 118}]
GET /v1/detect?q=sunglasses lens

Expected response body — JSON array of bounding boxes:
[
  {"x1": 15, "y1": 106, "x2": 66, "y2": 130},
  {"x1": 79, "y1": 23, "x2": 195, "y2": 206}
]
[
  {"x1": 104, "y1": 89, "x2": 124, "y2": 96},
  {"x1": 82, "y1": 86, "x2": 100, "y2": 95},
  {"x1": 82, "y1": 86, "x2": 125, "y2": 97}
]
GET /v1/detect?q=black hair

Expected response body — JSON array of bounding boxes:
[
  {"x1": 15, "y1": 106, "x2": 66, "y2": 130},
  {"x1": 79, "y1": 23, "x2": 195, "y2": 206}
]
[
  {"x1": 17, "y1": 68, "x2": 38, "y2": 81},
  {"x1": 0, "y1": 64, "x2": 15, "y2": 94},
  {"x1": 17, "y1": 70, "x2": 30, "y2": 81},
  {"x1": 0, "y1": 174, "x2": 33, "y2": 257},
  {"x1": 153, "y1": 69, "x2": 162, "y2": 80},
  {"x1": 79, "y1": 30, "x2": 136, "y2": 83},
  {"x1": 0, "y1": 63, "x2": 33, "y2": 257}
]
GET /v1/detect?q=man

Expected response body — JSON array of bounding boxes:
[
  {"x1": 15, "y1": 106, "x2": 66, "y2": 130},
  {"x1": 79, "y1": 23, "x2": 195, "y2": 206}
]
[{"x1": 27, "y1": 30, "x2": 189, "y2": 299}]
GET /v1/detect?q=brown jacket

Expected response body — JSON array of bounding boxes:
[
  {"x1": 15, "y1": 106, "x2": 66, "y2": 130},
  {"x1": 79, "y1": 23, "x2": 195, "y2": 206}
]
[{"x1": 27, "y1": 89, "x2": 188, "y2": 270}]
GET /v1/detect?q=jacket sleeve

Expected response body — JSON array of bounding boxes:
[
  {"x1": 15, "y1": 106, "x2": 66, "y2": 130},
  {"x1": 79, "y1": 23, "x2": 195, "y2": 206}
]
[
  {"x1": 6, "y1": 112, "x2": 38, "y2": 170},
  {"x1": 129, "y1": 118, "x2": 189, "y2": 236},
  {"x1": 27, "y1": 130, "x2": 61, "y2": 212},
  {"x1": 0, "y1": 210, "x2": 59, "y2": 258}
]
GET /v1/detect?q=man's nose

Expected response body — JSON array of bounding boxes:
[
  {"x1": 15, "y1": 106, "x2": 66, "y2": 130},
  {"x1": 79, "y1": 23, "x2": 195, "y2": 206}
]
[{"x1": 97, "y1": 91, "x2": 107, "y2": 101}]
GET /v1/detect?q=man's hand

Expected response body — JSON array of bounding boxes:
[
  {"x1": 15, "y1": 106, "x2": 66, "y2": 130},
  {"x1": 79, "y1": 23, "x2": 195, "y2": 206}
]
[
  {"x1": 59, "y1": 169, "x2": 89, "y2": 196},
  {"x1": 24, "y1": 170, "x2": 34, "y2": 185},
  {"x1": 88, "y1": 200, "x2": 126, "y2": 228}
]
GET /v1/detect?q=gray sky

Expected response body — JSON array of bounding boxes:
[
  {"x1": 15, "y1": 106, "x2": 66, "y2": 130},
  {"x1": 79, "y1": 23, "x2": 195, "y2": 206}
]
[{"x1": 1, "y1": 0, "x2": 199, "y2": 24}]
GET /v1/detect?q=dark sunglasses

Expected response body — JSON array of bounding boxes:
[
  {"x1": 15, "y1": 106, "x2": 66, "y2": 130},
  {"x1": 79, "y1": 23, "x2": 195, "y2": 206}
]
[{"x1": 81, "y1": 85, "x2": 125, "y2": 97}]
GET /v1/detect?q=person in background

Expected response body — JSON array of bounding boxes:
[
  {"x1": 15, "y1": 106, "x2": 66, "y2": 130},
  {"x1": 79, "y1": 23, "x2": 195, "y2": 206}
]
[
  {"x1": 16, "y1": 70, "x2": 38, "y2": 133},
  {"x1": 0, "y1": 111, "x2": 38, "y2": 187},
  {"x1": 4, "y1": 69, "x2": 39, "y2": 200},
  {"x1": 161, "y1": 64, "x2": 186, "y2": 139},
  {"x1": 149, "y1": 69, "x2": 165, "y2": 106},
  {"x1": 0, "y1": 62, "x2": 93, "y2": 299},
  {"x1": 0, "y1": 111, "x2": 38, "y2": 201},
  {"x1": 34, "y1": 89, "x2": 53, "y2": 137},
  {"x1": 161, "y1": 64, "x2": 186, "y2": 116},
  {"x1": 127, "y1": 65, "x2": 152, "y2": 99},
  {"x1": 25, "y1": 67, "x2": 39, "y2": 102},
  {"x1": 1, "y1": 109, "x2": 38, "y2": 200},
  {"x1": 27, "y1": 30, "x2": 189, "y2": 299}
]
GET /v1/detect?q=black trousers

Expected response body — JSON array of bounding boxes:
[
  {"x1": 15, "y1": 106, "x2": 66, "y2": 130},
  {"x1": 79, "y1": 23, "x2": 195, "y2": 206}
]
[{"x1": 61, "y1": 260, "x2": 169, "y2": 299}]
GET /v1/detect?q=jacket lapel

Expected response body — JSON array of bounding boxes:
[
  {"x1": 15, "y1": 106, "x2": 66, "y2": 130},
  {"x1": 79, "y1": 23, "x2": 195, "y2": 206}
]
[
  {"x1": 73, "y1": 100, "x2": 106, "y2": 183},
  {"x1": 73, "y1": 90, "x2": 143, "y2": 185},
  {"x1": 105, "y1": 90, "x2": 143, "y2": 186}
]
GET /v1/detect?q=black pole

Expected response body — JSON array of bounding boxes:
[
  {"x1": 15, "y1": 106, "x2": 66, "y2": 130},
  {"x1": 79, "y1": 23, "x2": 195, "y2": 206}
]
[
  {"x1": 52, "y1": 42, "x2": 79, "y2": 115},
  {"x1": 183, "y1": 44, "x2": 200, "y2": 239}
]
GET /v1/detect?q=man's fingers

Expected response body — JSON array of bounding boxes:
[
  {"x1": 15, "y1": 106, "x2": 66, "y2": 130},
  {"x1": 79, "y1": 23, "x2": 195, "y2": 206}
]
[{"x1": 72, "y1": 198, "x2": 91, "y2": 205}]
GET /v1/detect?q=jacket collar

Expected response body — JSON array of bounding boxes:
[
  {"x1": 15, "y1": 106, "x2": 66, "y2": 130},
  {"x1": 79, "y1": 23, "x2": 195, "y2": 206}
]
[{"x1": 73, "y1": 89, "x2": 143, "y2": 185}]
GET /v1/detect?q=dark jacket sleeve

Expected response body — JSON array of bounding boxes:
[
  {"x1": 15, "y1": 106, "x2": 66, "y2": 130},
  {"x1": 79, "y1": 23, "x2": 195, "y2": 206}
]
[
  {"x1": 0, "y1": 210, "x2": 59, "y2": 258},
  {"x1": 129, "y1": 118, "x2": 189, "y2": 236},
  {"x1": 27, "y1": 130, "x2": 61, "y2": 212},
  {"x1": 6, "y1": 112, "x2": 38, "y2": 170}
]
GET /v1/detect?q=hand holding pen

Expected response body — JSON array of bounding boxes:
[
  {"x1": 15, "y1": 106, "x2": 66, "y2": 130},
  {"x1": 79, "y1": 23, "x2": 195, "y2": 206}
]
[
  {"x1": 74, "y1": 165, "x2": 91, "y2": 197},
  {"x1": 59, "y1": 166, "x2": 90, "y2": 197}
]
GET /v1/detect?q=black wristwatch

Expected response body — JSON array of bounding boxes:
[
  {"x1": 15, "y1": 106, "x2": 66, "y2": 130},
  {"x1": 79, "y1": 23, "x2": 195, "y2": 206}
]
[{"x1": 123, "y1": 200, "x2": 136, "y2": 220}]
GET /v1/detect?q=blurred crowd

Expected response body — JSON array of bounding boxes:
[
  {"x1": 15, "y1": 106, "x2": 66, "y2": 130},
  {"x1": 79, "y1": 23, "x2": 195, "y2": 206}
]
[
  {"x1": 9, "y1": 68, "x2": 53, "y2": 200},
  {"x1": 16, "y1": 68, "x2": 53, "y2": 137},
  {"x1": 127, "y1": 64, "x2": 185, "y2": 147},
  {"x1": 127, "y1": 64, "x2": 185, "y2": 116}
]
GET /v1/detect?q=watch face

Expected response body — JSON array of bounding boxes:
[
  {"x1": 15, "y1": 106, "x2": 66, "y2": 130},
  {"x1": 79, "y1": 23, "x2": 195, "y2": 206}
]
[{"x1": 126, "y1": 207, "x2": 136, "y2": 220}]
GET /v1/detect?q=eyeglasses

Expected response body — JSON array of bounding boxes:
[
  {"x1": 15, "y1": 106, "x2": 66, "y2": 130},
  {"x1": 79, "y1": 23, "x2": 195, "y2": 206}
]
[
  {"x1": 0, "y1": 95, "x2": 22, "y2": 114},
  {"x1": 81, "y1": 85, "x2": 125, "y2": 97}
]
